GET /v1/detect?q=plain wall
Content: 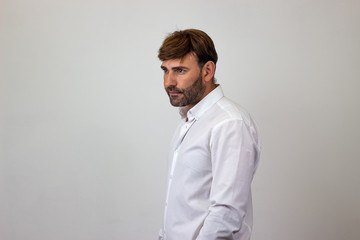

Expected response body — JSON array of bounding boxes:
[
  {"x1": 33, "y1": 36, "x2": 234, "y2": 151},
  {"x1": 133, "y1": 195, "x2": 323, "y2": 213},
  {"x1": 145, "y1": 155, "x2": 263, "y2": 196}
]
[{"x1": 1, "y1": 0, "x2": 359, "y2": 239}]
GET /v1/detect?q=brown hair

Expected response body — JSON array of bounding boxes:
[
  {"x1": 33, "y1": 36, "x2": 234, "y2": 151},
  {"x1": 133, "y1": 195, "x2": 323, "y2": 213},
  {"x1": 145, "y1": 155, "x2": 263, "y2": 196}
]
[{"x1": 158, "y1": 29, "x2": 218, "y2": 67}]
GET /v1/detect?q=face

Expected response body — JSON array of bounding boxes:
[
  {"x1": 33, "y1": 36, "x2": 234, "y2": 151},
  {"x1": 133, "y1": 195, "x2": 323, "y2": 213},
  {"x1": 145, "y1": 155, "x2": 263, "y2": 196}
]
[{"x1": 161, "y1": 53, "x2": 206, "y2": 108}]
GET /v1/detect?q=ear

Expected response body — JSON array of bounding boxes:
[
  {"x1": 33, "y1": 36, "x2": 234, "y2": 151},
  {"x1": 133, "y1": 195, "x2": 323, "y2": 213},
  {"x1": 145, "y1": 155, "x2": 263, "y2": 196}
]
[{"x1": 202, "y1": 61, "x2": 216, "y2": 83}]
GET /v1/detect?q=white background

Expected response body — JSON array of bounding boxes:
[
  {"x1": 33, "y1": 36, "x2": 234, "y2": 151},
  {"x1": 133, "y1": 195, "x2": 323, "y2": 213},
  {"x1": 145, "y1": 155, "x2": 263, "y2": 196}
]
[{"x1": 1, "y1": 0, "x2": 359, "y2": 239}]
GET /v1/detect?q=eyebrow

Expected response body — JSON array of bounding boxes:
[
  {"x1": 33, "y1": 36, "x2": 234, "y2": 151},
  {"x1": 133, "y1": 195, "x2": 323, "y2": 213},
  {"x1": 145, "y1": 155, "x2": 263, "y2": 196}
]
[{"x1": 160, "y1": 65, "x2": 190, "y2": 71}]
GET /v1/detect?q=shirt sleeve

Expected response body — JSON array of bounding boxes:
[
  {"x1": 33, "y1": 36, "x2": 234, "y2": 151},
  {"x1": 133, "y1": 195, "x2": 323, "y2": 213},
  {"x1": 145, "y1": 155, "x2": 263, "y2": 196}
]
[{"x1": 196, "y1": 119, "x2": 260, "y2": 240}]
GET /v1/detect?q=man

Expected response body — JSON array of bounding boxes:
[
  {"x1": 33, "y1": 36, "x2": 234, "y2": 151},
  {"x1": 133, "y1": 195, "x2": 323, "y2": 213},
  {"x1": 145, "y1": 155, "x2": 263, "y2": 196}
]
[{"x1": 158, "y1": 29, "x2": 261, "y2": 240}]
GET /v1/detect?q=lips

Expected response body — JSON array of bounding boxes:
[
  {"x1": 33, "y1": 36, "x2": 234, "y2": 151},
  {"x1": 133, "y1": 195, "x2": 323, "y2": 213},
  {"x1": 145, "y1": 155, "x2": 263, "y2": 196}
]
[
  {"x1": 169, "y1": 91, "x2": 182, "y2": 95},
  {"x1": 167, "y1": 88, "x2": 183, "y2": 96}
]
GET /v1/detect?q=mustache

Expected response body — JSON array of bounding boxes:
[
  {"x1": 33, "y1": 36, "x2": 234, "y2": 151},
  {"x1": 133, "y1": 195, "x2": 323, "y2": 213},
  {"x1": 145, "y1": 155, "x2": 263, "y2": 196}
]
[{"x1": 166, "y1": 86, "x2": 184, "y2": 93}]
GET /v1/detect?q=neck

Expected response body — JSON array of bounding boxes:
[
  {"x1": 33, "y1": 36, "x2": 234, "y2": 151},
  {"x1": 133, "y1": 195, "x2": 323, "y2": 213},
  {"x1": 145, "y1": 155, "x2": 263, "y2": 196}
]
[{"x1": 179, "y1": 106, "x2": 190, "y2": 120}]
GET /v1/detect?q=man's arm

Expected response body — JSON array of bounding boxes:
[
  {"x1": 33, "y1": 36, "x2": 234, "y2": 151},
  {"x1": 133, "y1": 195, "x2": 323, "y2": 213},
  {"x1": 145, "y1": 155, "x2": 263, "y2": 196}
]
[{"x1": 196, "y1": 119, "x2": 260, "y2": 240}]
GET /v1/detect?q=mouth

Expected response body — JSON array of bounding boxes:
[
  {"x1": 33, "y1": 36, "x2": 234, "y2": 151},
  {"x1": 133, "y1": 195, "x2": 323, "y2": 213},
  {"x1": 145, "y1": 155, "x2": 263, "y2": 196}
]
[{"x1": 169, "y1": 91, "x2": 183, "y2": 96}]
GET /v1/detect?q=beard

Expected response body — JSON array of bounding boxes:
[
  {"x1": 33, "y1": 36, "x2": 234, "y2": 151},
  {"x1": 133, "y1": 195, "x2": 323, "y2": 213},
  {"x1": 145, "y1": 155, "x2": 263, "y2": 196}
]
[{"x1": 166, "y1": 73, "x2": 206, "y2": 107}]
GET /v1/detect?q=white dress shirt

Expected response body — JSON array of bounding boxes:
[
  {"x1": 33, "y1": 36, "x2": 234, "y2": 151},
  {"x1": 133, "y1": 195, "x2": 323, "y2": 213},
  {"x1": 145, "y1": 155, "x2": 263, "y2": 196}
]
[{"x1": 159, "y1": 85, "x2": 261, "y2": 240}]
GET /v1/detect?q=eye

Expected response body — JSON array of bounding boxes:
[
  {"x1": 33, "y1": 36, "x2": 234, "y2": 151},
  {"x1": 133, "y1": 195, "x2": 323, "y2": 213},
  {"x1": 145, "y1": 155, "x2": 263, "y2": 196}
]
[
  {"x1": 175, "y1": 68, "x2": 186, "y2": 73},
  {"x1": 161, "y1": 67, "x2": 169, "y2": 74}
]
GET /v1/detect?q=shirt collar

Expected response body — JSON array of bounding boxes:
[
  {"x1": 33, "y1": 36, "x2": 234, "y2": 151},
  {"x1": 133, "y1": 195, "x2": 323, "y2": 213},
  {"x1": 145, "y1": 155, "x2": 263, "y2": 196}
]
[{"x1": 180, "y1": 85, "x2": 224, "y2": 122}]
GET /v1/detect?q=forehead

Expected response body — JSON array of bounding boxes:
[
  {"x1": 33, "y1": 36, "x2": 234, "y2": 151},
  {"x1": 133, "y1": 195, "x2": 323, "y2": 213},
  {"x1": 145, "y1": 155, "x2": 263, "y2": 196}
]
[{"x1": 161, "y1": 53, "x2": 198, "y2": 68}]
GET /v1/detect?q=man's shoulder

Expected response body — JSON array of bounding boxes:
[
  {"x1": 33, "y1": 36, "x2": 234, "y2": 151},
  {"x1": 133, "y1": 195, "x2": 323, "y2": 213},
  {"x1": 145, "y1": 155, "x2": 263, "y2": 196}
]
[
  {"x1": 209, "y1": 96, "x2": 252, "y2": 123},
  {"x1": 209, "y1": 97, "x2": 260, "y2": 148}
]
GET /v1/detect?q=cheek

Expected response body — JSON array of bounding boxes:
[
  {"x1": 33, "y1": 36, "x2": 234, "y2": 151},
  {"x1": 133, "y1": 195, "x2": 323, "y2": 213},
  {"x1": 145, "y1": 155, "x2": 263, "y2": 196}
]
[{"x1": 182, "y1": 75, "x2": 197, "y2": 88}]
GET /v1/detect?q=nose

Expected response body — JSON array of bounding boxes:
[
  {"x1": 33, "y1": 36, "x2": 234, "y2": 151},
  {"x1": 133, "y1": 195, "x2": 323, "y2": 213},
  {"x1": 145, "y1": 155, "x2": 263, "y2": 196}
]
[{"x1": 164, "y1": 72, "x2": 176, "y2": 88}]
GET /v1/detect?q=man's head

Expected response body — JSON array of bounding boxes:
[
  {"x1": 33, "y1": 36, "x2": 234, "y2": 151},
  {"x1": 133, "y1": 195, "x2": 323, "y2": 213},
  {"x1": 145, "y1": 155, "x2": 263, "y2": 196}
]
[
  {"x1": 158, "y1": 29, "x2": 218, "y2": 73},
  {"x1": 158, "y1": 29, "x2": 218, "y2": 108}
]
